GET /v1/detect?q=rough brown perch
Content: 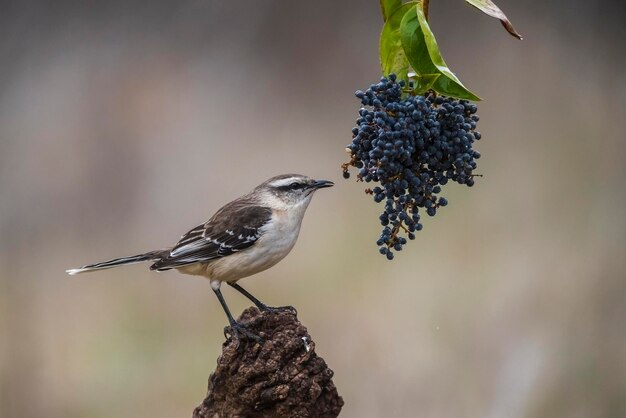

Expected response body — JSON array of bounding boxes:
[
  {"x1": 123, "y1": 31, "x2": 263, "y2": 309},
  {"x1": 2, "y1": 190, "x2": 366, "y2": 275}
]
[{"x1": 193, "y1": 307, "x2": 344, "y2": 418}]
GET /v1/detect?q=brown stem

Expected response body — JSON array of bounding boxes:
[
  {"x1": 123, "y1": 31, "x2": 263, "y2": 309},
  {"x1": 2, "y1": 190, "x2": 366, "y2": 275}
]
[{"x1": 422, "y1": 0, "x2": 430, "y2": 21}]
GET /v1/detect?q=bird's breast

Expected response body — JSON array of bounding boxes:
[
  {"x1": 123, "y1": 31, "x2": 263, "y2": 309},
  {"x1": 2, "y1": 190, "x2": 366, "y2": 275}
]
[{"x1": 253, "y1": 208, "x2": 303, "y2": 263}]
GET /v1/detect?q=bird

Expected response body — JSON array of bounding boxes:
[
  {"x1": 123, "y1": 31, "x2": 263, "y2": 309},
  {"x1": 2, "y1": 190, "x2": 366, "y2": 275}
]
[{"x1": 66, "y1": 173, "x2": 334, "y2": 338}]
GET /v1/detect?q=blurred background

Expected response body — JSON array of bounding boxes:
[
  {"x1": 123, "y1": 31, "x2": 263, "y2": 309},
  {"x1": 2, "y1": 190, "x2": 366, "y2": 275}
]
[{"x1": 1, "y1": 0, "x2": 625, "y2": 417}]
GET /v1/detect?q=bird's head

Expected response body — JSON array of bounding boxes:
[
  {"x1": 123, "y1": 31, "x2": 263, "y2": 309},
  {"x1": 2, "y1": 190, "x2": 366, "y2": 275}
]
[{"x1": 256, "y1": 174, "x2": 334, "y2": 209}]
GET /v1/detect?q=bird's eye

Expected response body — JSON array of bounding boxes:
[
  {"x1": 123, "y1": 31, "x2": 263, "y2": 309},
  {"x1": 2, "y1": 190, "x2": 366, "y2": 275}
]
[{"x1": 289, "y1": 182, "x2": 302, "y2": 190}]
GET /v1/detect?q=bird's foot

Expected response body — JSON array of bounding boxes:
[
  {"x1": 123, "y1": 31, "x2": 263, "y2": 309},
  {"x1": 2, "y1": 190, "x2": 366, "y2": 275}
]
[
  {"x1": 258, "y1": 304, "x2": 298, "y2": 316},
  {"x1": 224, "y1": 321, "x2": 263, "y2": 343}
]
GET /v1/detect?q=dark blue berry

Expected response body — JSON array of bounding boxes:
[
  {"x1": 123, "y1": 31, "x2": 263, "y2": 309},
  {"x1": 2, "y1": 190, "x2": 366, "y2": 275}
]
[{"x1": 343, "y1": 74, "x2": 481, "y2": 259}]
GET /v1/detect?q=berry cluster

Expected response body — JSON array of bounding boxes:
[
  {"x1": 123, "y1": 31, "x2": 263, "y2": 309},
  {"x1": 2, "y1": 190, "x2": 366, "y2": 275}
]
[{"x1": 342, "y1": 74, "x2": 482, "y2": 260}]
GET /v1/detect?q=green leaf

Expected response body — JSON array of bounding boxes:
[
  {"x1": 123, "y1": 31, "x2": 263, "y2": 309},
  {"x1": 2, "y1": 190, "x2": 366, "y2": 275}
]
[
  {"x1": 410, "y1": 73, "x2": 440, "y2": 92},
  {"x1": 465, "y1": 0, "x2": 523, "y2": 40},
  {"x1": 379, "y1": 2, "x2": 418, "y2": 82},
  {"x1": 379, "y1": 0, "x2": 403, "y2": 22},
  {"x1": 400, "y1": 5, "x2": 481, "y2": 100}
]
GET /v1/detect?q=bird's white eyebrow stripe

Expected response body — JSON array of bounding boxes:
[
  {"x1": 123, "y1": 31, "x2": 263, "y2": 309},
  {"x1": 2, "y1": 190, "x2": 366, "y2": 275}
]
[{"x1": 268, "y1": 177, "x2": 305, "y2": 188}]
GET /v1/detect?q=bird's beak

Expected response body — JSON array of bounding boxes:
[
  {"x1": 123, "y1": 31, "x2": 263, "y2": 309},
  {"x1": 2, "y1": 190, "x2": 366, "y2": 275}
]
[{"x1": 311, "y1": 179, "x2": 334, "y2": 189}]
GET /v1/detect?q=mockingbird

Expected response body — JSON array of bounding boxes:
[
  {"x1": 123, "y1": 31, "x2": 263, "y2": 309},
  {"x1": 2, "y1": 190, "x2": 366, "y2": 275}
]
[{"x1": 67, "y1": 174, "x2": 333, "y2": 337}]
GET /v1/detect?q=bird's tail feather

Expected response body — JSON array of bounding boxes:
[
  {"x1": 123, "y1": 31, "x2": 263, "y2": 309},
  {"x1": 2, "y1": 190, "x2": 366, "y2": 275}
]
[{"x1": 66, "y1": 250, "x2": 165, "y2": 275}]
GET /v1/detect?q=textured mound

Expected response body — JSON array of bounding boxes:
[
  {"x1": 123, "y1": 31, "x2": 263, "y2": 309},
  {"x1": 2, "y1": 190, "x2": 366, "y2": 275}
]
[{"x1": 193, "y1": 307, "x2": 343, "y2": 418}]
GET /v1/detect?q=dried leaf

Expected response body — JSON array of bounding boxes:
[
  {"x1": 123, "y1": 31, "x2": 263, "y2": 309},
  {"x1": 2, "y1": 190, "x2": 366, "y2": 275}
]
[{"x1": 465, "y1": 0, "x2": 523, "y2": 40}]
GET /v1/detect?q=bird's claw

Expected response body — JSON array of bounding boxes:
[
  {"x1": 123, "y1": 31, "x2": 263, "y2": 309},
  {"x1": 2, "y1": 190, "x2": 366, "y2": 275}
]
[
  {"x1": 224, "y1": 322, "x2": 264, "y2": 343},
  {"x1": 260, "y1": 304, "x2": 297, "y2": 315}
]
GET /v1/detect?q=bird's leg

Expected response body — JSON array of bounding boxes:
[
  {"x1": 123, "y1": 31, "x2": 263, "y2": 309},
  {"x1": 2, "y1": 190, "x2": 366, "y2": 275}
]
[
  {"x1": 212, "y1": 287, "x2": 262, "y2": 342},
  {"x1": 227, "y1": 282, "x2": 267, "y2": 310},
  {"x1": 227, "y1": 282, "x2": 297, "y2": 315}
]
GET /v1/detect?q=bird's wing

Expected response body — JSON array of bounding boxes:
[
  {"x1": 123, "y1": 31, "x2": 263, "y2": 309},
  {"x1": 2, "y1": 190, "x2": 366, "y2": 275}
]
[{"x1": 150, "y1": 203, "x2": 272, "y2": 271}]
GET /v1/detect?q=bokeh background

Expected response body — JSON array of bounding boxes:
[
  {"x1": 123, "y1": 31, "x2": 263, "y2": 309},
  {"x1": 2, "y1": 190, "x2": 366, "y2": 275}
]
[{"x1": 1, "y1": 1, "x2": 625, "y2": 417}]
